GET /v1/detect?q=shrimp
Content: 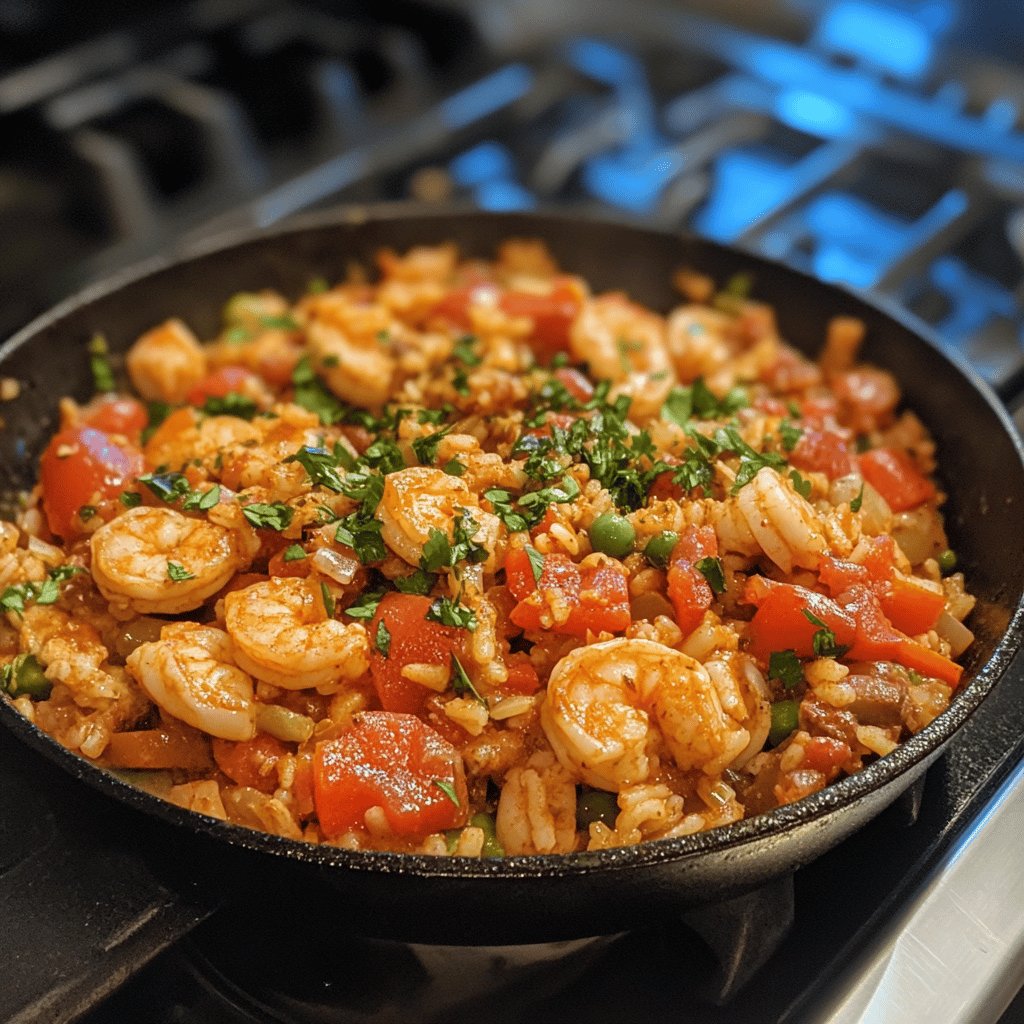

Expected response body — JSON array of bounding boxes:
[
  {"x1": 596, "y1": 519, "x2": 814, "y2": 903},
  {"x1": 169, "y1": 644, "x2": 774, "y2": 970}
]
[
  {"x1": 223, "y1": 576, "x2": 369, "y2": 691},
  {"x1": 540, "y1": 638, "x2": 751, "y2": 791},
  {"x1": 735, "y1": 466, "x2": 827, "y2": 573},
  {"x1": 495, "y1": 749, "x2": 578, "y2": 855},
  {"x1": 127, "y1": 622, "x2": 255, "y2": 741},
  {"x1": 91, "y1": 506, "x2": 258, "y2": 615},
  {"x1": 703, "y1": 652, "x2": 771, "y2": 769},
  {"x1": 376, "y1": 466, "x2": 502, "y2": 570},
  {"x1": 665, "y1": 304, "x2": 736, "y2": 382},
  {"x1": 304, "y1": 292, "x2": 398, "y2": 409},
  {"x1": 569, "y1": 294, "x2": 676, "y2": 420},
  {"x1": 126, "y1": 318, "x2": 208, "y2": 403}
]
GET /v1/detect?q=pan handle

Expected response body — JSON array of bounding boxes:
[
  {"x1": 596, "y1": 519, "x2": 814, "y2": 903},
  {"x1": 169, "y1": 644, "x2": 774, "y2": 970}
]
[{"x1": 0, "y1": 733, "x2": 218, "y2": 1023}]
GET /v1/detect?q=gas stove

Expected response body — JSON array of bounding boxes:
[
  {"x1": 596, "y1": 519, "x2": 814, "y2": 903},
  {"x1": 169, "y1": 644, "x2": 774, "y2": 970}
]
[{"x1": 1, "y1": 2, "x2": 1023, "y2": 1022}]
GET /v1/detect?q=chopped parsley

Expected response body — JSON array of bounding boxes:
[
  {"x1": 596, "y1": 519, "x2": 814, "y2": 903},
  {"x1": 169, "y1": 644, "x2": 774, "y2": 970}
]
[
  {"x1": 119, "y1": 491, "x2": 142, "y2": 509},
  {"x1": 432, "y1": 778, "x2": 461, "y2": 807},
  {"x1": 394, "y1": 569, "x2": 436, "y2": 596},
  {"x1": 291, "y1": 355, "x2": 345, "y2": 425},
  {"x1": 443, "y1": 459, "x2": 465, "y2": 476},
  {"x1": 166, "y1": 561, "x2": 195, "y2": 582},
  {"x1": 850, "y1": 484, "x2": 864, "y2": 513},
  {"x1": 284, "y1": 445, "x2": 345, "y2": 492},
  {"x1": 483, "y1": 488, "x2": 528, "y2": 533},
  {"x1": 451, "y1": 653, "x2": 485, "y2": 705},
  {"x1": 426, "y1": 595, "x2": 477, "y2": 631},
  {"x1": 661, "y1": 378, "x2": 748, "y2": 427},
  {"x1": 452, "y1": 334, "x2": 482, "y2": 366},
  {"x1": 412, "y1": 424, "x2": 453, "y2": 466},
  {"x1": 374, "y1": 620, "x2": 392, "y2": 658},
  {"x1": 419, "y1": 510, "x2": 488, "y2": 574},
  {"x1": 182, "y1": 484, "x2": 221, "y2": 512},
  {"x1": 334, "y1": 512, "x2": 386, "y2": 564},
  {"x1": 0, "y1": 565, "x2": 83, "y2": 615},
  {"x1": 139, "y1": 471, "x2": 191, "y2": 503},
  {"x1": 142, "y1": 401, "x2": 172, "y2": 444},
  {"x1": 201, "y1": 393, "x2": 258, "y2": 420},
  {"x1": 779, "y1": 419, "x2": 803, "y2": 452},
  {"x1": 282, "y1": 544, "x2": 306, "y2": 562},
  {"x1": 768, "y1": 649, "x2": 803, "y2": 690},
  {"x1": 788, "y1": 469, "x2": 812, "y2": 500},
  {"x1": 320, "y1": 581, "x2": 336, "y2": 618},
  {"x1": 240, "y1": 502, "x2": 293, "y2": 531},
  {"x1": 260, "y1": 314, "x2": 299, "y2": 331},
  {"x1": 695, "y1": 556, "x2": 726, "y2": 595},
  {"x1": 344, "y1": 589, "x2": 386, "y2": 620},
  {"x1": 524, "y1": 545, "x2": 544, "y2": 583},
  {"x1": 802, "y1": 609, "x2": 850, "y2": 659},
  {"x1": 88, "y1": 334, "x2": 115, "y2": 393}
]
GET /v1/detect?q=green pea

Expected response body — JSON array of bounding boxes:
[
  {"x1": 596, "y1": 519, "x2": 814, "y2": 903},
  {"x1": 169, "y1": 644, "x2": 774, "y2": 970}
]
[
  {"x1": 2, "y1": 653, "x2": 50, "y2": 700},
  {"x1": 938, "y1": 549, "x2": 957, "y2": 574},
  {"x1": 768, "y1": 699, "x2": 800, "y2": 747},
  {"x1": 576, "y1": 789, "x2": 618, "y2": 831},
  {"x1": 589, "y1": 512, "x2": 636, "y2": 558},
  {"x1": 643, "y1": 530, "x2": 679, "y2": 569}
]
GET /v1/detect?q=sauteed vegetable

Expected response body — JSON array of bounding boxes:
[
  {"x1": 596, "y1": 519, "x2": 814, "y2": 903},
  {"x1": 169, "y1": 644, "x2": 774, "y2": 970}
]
[{"x1": 0, "y1": 240, "x2": 975, "y2": 856}]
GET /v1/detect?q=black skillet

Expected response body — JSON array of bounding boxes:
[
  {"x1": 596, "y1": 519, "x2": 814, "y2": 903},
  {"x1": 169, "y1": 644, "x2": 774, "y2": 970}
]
[{"x1": 0, "y1": 208, "x2": 1022, "y2": 953}]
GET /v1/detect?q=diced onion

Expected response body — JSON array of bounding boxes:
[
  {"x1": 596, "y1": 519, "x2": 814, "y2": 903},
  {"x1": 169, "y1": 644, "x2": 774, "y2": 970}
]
[
  {"x1": 311, "y1": 547, "x2": 359, "y2": 585},
  {"x1": 935, "y1": 610, "x2": 974, "y2": 658},
  {"x1": 27, "y1": 535, "x2": 63, "y2": 561},
  {"x1": 255, "y1": 703, "x2": 315, "y2": 743}
]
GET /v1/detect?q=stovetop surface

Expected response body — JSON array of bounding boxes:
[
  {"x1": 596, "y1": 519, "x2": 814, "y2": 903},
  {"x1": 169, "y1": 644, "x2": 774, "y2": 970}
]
[{"x1": 2, "y1": 2, "x2": 1024, "y2": 1021}]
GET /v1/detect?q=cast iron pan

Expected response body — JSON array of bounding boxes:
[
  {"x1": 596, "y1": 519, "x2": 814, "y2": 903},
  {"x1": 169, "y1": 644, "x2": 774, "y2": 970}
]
[{"x1": 0, "y1": 208, "x2": 1022, "y2": 949}]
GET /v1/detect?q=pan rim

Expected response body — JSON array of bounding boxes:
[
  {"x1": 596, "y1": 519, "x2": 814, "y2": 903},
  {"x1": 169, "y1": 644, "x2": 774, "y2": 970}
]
[{"x1": 1, "y1": 204, "x2": 1022, "y2": 880}]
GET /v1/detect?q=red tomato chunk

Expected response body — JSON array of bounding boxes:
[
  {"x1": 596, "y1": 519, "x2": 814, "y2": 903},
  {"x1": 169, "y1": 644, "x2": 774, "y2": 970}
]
[{"x1": 314, "y1": 712, "x2": 468, "y2": 838}]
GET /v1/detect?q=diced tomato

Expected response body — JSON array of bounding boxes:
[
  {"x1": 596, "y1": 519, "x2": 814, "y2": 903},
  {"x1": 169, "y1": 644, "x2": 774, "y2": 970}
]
[
  {"x1": 430, "y1": 281, "x2": 500, "y2": 330},
  {"x1": 858, "y1": 448, "x2": 936, "y2": 512},
  {"x1": 877, "y1": 575, "x2": 946, "y2": 636},
  {"x1": 744, "y1": 577, "x2": 961, "y2": 686},
  {"x1": 647, "y1": 454, "x2": 684, "y2": 502},
  {"x1": 666, "y1": 525, "x2": 718, "y2": 635},
  {"x1": 314, "y1": 712, "x2": 468, "y2": 838},
  {"x1": 501, "y1": 651, "x2": 541, "y2": 695},
  {"x1": 186, "y1": 366, "x2": 256, "y2": 405},
  {"x1": 83, "y1": 396, "x2": 148, "y2": 438},
  {"x1": 40, "y1": 427, "x2": 144, "y2": 538},
  {"x1": 521, "y1": 411, "x2": 578, "y2": 441},
  {"x1": 368, "y1": 593, "x2": 464, "y2": 714},
  {"x1": 762, "y1": 347, "x2": 822, "y2": 392},
  {"x1": 801, "y1": 736, "x2": 850, "y2": 775},
  {"x1": 744, "y1": 576, "x2": 857, "y2": 662},
  {"x1": 212, "y1": 732, "x2": 290, "y2": 794},
  {"x1": 500, "y1": 282, "x2": 582, "y2": 355},
  {"x1": 798, "y1": 395, "x2": 840, "y2": 427},
  {"x1": 859, "y1": 534, "x2": 896, "y2": 582},
  {"x1": 552, "y1": 366, "x2": 594, "y2": 403},
  {"x1": 789, "y1": 429, "x2": 853, "y2": 480},
  {"x1": 508, "y1": 550, "x2": 631, "y2": 637},
  {"x1": 818, "y1": 555, "x2": 870, "y2": 595}
]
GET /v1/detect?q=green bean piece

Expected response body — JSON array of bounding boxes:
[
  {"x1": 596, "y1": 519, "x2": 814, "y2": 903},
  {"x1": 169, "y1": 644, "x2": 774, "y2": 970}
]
[
  {"x1": 589, "y1": 512, "x2": 636, "y2": 559},
  {"x1": 938, "y1": 548, "x2": 957, "y2": 574},
  {"x1": 769, "y1": 699, "x2": 800, "y2": 747},
  {"x1": 254, "y1": 703, "x2": 314, "y2": 743},
  {"x1": 470, "y1": 812, "x2": 505, "y2": 857},
  {"x1": 2, "y1": 653, "x2": 51, "y2": 700},
  {"x1": 643, "y1": 530, "x2": 679, "y2": 570},
  {"x1": 576, "y1": 789, "x2": 618, "y2": 831}
]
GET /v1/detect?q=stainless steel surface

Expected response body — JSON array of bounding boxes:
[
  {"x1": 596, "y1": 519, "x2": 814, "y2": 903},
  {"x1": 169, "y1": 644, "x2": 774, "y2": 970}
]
[{"x1": 796, "y1": 759, "x2": 1024, "y2": 1024}]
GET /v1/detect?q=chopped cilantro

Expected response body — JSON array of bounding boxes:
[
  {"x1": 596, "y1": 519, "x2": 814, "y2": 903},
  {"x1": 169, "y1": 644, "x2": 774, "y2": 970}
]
[
  {"x1": 119, "y1": 491, "x2": 142, "y2": 509},
  {"x1": 334, "y1": 513, "x2": 386, "y2": 564},
  {"x1": 78, "y1": 505, "x2": 97, "y2": 521},
  {"x1": 291, "y1": 356, "x2": 345, "y2": 425},
  {"x1": 768, "y1": 649, "x2": 803, "y2": 690},
  {"x1": 483, "y1": 488, "x2": 528, "y2": 533},
  {"x1": 452, "y1": 334, "x2": 482, "y2": 366},
  {"x1": 139, "y1": 472, "x2": 191, "y2": 503},
  {"x1": 167, "y1": 561, "x2": 195, "y2": 582},
  {"x1": 850, "y1": 484, "x2": 864, "y2": 513},
  {"x1": 240, "y1": 502, "x2": 293, "y2": 531},
  {"x1": 418, "y1": 511, "x2": 488, "y2": 574},
  {"x1": 141, "y1": 401, "x2": 172, "y2": 445},
  {"x1": 443, "y1": 459, "x2": 465, "y2": 476},
  {"x1": 662, "y1": 378, "x2": 749, "y2": 427},
  {"x1": 524, "y1": 545, "x2": 544, "y2": 583},
  {"x1": 259, "y1": 314, "x2": 298, "y2": 331},
  {"x1": 417, "y1": 406, "x2": 451, "y2": 426},
  {"x1": 282, "y1": 544, "x2": 306, "y2": 562},
  {"x1": 320, "y1": 581, "x2": 335, "y2": 618}
]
